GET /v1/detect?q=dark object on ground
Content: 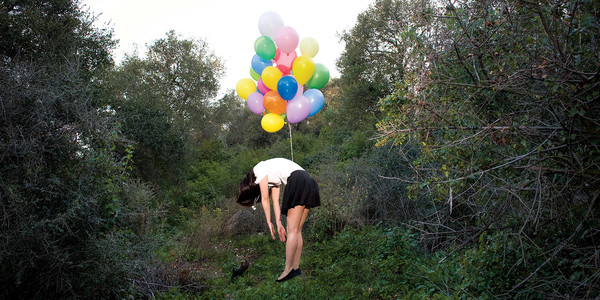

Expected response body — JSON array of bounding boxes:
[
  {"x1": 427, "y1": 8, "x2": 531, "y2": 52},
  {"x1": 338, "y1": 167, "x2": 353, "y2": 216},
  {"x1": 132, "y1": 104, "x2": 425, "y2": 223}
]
[{"x1": 231, "y1": 259, "x2": 250, "y2": 282}]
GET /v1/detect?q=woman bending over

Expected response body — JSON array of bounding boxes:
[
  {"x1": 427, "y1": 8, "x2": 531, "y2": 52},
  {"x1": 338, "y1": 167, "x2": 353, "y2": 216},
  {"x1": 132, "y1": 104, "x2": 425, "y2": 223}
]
[{"x1": 236, "y1": 158, "x2": 321, "y2": 282}]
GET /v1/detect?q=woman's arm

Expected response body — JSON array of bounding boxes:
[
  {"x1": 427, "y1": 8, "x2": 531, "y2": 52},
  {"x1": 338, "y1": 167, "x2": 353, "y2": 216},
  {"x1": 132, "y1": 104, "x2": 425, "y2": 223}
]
[
  {"x1": 258, "y1": 177, "x2": 276, "y2": 240},
  {"x1": 271, "y1": 186, "x2": 281, "y2": 225},
  {"x1": 271, "y1": 186, "x2": 286, "y2": 242}
]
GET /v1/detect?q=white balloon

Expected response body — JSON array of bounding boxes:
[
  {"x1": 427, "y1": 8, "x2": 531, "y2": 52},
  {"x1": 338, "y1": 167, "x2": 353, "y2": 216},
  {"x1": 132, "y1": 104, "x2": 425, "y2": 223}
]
[{"x1": 258, "y1": 11, "x2": 284, "y2": 39}]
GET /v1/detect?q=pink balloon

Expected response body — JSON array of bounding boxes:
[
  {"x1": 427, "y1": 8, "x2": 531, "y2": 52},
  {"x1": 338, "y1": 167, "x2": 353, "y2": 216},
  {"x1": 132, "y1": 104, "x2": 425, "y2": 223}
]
[
  {"x1": 257, "y1": 78, "x2": 271, "y2": 95},
  {"x1": 247, "y1": 92, "x2": 265, "y2": 114},
  {"x1": 286, "y1": 95, "x2": 310, "y2": 123},
  {"x1": 295, "y1": 82, "x2": 303, "y2": 98},
  {"x1": 274, "y1": 48, "x2": 297, "y2": 75},
  {"x1": 275, "y1": 26, "x2": 299, "y2": 54}
]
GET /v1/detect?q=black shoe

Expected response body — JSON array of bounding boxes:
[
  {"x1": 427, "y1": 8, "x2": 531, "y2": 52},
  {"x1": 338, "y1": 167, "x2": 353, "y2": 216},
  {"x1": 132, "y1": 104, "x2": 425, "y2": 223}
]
[
  {"x1": 275, "y1": 270, "x2": 297, "y2": 282},
  {"x1": 293, "y1": 268, "x2": 302, "y2": 276}
]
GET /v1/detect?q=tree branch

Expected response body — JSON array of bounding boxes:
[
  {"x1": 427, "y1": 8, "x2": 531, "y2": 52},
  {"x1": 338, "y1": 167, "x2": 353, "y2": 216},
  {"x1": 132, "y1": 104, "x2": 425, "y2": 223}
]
[{"x1": 507, "y1": 190, "x2": 599, "y2": 293}]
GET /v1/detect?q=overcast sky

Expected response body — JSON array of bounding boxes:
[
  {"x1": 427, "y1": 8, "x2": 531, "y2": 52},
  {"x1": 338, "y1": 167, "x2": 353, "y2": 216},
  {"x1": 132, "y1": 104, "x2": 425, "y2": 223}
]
[{"x1": 81, "y1": 0, "x2": 372, "y2": 97}]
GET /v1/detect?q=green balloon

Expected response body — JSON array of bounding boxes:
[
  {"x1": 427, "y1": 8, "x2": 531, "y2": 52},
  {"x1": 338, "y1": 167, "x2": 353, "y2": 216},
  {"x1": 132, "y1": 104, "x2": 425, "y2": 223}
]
[
  {"x1": 250, "y1": 67, "x2": 260, "y2": 81},
  {"x1": 254, "y1": 36, "x2": 276, "y2": 60},
  {"x1": 306, "y1": 63, "x2": 330, "y2": 89}
]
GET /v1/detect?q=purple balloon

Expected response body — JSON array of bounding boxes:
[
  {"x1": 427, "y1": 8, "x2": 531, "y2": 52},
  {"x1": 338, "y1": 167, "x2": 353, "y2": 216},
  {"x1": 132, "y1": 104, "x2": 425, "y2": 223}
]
[
  {"x1": 247, "y1": 92, "x2": 265, "y2": 114},
  {"x1": 286, "y1": 95, "x2": 310, "y2": 123}
]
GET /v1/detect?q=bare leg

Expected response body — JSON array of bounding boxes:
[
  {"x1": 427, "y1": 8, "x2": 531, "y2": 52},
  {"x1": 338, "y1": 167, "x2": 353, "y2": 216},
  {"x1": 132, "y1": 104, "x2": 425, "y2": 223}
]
[
  {"x1": 277, "y1": 205, "x2": 305, "y2": 281},
  {"x1": 293, "y1": 208, "x2": 310, "y2": 269}
]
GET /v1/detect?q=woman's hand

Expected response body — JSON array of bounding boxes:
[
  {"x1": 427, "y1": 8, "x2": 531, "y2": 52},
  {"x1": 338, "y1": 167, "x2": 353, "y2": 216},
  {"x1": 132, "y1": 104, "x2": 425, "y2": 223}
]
[
  {"x1": 267, "y1": 222, "x2": 276, "y2": 240},
  {"x1": 277, "y1": 223, "x2": 286, "y2": 242}
]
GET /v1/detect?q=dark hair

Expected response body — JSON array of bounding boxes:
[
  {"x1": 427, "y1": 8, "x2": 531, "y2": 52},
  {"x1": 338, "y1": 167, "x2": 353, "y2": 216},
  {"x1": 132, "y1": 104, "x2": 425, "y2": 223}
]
[{"x1": 236, "y1": 170, "x2": 260, "y2": 207}]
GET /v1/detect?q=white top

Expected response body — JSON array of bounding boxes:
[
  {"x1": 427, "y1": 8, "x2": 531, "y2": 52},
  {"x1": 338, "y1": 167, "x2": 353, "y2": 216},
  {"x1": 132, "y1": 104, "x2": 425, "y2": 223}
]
[{"x1": 253, "y1": 158, "x2": 304, "y2": 186}]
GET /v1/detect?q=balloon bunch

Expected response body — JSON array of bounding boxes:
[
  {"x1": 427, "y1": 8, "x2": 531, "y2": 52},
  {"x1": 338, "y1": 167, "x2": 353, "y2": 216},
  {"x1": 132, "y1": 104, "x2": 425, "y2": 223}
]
[{"x1": 236, "y1": 11, "x2": 329, "y2": 133}]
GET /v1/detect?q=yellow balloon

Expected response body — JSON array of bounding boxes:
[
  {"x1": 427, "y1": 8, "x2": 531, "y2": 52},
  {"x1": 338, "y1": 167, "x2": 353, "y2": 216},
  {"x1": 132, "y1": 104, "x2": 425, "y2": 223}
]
[
  {"x1": 236, "y1": 78, "x2": 256, "y2": 100},
  {"x1": 261, "y1": 113, "x2": 285, "y2": 133},
  {"x1": 261, "y1": 66, "x2": 282, "y2": 91},
  {"x1": 292, "y1": 55, "x2": 315, "y2": 85},
  {"x1": 300, "y1": 37, "x2": 319, "y2": 58}
]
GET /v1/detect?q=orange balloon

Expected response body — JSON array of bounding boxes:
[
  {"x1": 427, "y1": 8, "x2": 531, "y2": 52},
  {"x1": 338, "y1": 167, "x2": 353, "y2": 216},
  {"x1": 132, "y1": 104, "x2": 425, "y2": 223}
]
[{"x1": 263, "y1": 91, "x2": 287, "y2": 115}]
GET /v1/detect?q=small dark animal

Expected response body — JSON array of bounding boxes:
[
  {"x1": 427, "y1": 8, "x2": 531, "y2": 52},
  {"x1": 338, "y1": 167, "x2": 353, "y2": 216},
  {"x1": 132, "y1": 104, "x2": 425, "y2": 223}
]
[{"x1": 231, "y1": 259, "x2": 250, "y2": 282}]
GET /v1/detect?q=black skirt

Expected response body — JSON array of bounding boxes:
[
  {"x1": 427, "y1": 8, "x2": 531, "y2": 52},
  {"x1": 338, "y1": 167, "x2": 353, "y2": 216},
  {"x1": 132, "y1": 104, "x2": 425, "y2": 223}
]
[{"x1": 281, "y1": 170, "x2": 321, "y2": 216}]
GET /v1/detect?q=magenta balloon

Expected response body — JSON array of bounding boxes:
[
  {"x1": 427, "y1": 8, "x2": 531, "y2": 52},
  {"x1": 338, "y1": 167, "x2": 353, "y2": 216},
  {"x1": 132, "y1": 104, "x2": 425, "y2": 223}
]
[
  {"x1": 275, "y1": 26, "x2": 299, "y2": 54},
  {"x1": 286, "y1": 95, "x2": 311, "y2": 123},
  {"x1": 247, "y1": 92, "x2": 265, "y2": 114},
  {"x1": 257, "y1": 78, "x2": 271, "y2": 95}
]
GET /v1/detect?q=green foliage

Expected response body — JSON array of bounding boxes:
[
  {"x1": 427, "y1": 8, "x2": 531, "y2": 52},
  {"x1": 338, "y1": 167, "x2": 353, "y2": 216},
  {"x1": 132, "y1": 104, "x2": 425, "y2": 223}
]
[
  {"x1": 109, "y1": 30, "x2": 224, "y2": 189},
  {"x1": 0, "y1": 0, "x2": 115, "y2": 71},
  {"x1": 335, "y1": 0, "x2": 436, "y2": 129},
  {"x1": 187, "y1": 226, "x2": 424, "y2": 299},
  {"x1": 3, "y1": 0, "x2": 598, "y2": 298},
  {"x1": 184, "y1": 159, "x2": 231, "y2": 208},
  {"x1": 160, "y1": 226, "x2": 585, "y2": 299},
  {"x1": 375, "y1": 0, "x2": 600, "y2": 296},
  {"x1": 0, "y1": 1, "x2": 165, "y2": 298}
]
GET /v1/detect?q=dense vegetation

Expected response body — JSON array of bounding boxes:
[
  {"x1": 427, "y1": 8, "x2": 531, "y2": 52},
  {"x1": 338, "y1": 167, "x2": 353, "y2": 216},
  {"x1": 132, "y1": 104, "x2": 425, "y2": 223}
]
[{"x1": 1, "y1": 0, "x2": 598, "y2": 299}]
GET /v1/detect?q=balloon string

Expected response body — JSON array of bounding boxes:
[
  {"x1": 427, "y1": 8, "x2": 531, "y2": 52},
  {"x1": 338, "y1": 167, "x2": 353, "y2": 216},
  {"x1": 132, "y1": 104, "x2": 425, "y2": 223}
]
[{"x1": 288, "y1": 122, "x2": 294, "y2": 162}]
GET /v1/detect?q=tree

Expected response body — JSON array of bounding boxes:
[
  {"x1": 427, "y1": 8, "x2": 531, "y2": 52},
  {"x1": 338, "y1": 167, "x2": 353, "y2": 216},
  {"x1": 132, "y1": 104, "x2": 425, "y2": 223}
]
[
  {"x1": 110, "y1": 31, "x2": 224, "y2": 188},
  {"x1": 336, "y1": 0, "x2": 428, "y2": 128},
  {"x1": 377, "y1": 0, "x2": 600, "y2": 296},
  {"x1": 0, "y1": 0, "x2": 140, "y2": 297}
]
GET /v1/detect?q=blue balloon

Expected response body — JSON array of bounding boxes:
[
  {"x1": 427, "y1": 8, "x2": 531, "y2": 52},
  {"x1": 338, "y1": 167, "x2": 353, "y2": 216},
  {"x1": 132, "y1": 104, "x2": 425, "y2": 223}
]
[
  {"x1": 277, "y1": 76, "x2": 298, "y2": 101},
  {"x1": 251, "y1": 54, "x2": 273, "y2": 75},
  {"x1": 304, "y1": 89, "x2": 325, "y2": 117}
]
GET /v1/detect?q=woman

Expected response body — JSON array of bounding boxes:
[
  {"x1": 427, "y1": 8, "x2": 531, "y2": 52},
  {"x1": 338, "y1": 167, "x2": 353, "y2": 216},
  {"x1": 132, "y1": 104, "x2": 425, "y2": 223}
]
[{"x1": 236, "y1": 158, "x2": 321, "y2": 282}]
